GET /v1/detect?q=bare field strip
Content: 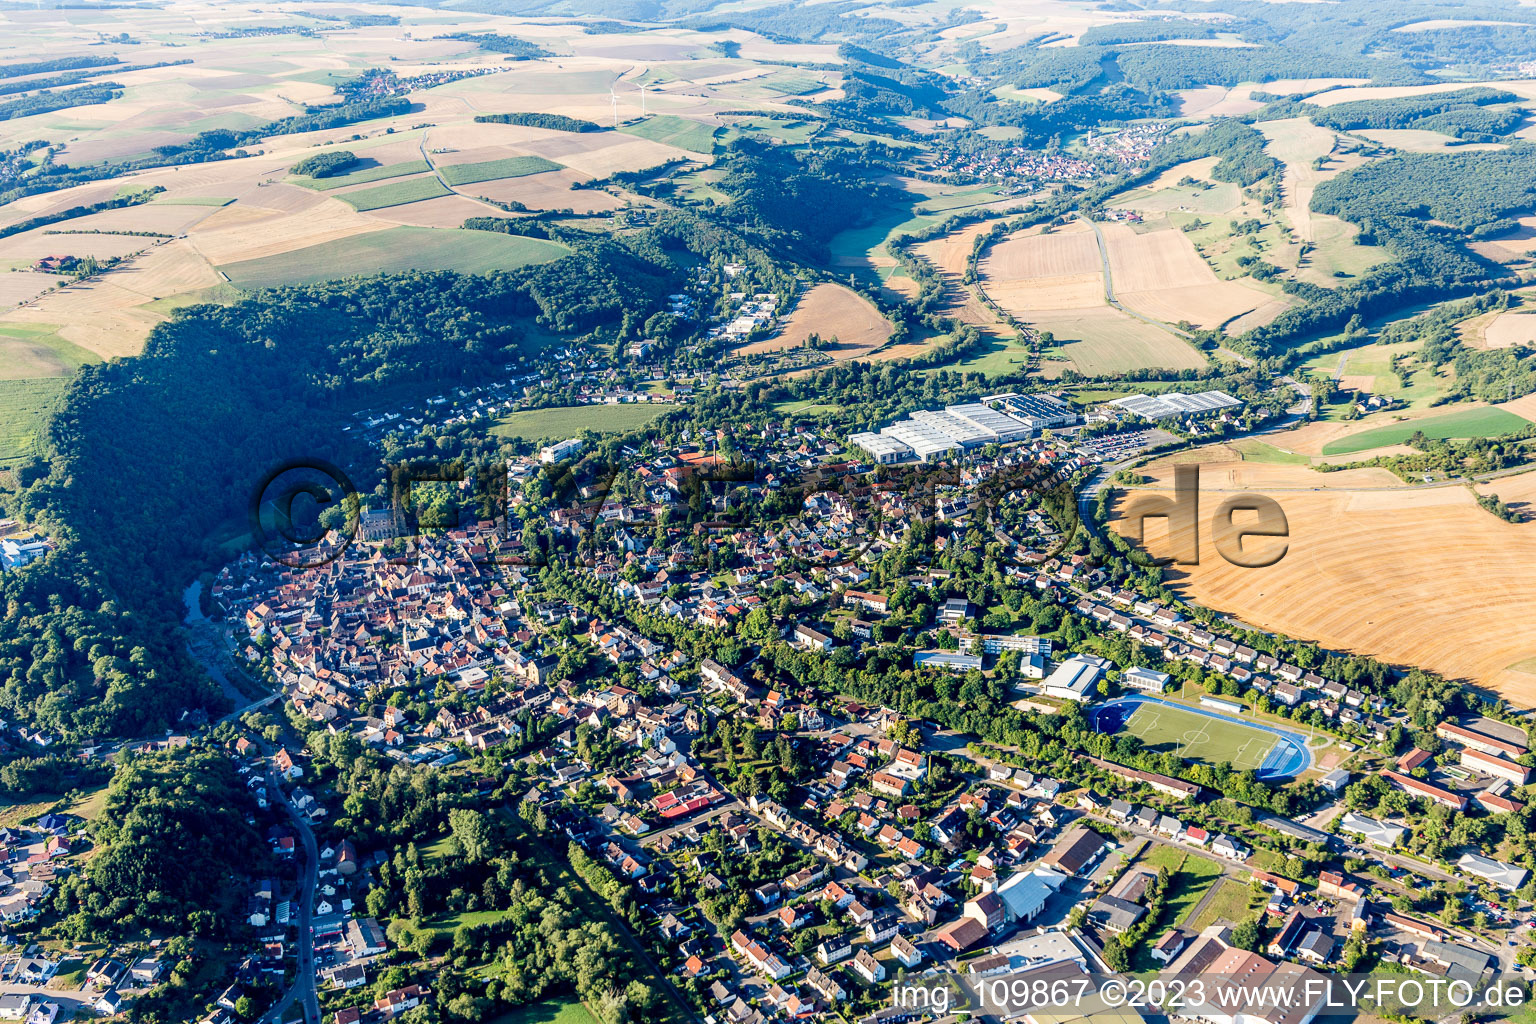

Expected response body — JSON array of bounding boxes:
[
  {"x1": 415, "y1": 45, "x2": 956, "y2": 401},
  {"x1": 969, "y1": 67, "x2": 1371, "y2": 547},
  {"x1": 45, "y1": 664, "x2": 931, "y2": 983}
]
[
  {"x1": 986, "y1": 273, "x2": 1105, "y2": 314},
  {"x1": 0, "y1": 232, "x2": 153, "y2": 264},
  {"x1": 1179, "y1": 85, "x2": 1263, "y2": 119},
  {"x1": 747, "y1": 283, "x2": 890, "y2": 358},
  {"x1": 913, "y1": 219, "x2": 1004, "y2": 275},
  {"x1": 1110, "y1": 461, "x2": 1536, "y2": 703},
  {"x1": 1468, "y1": 217, "x2": 1536, "y2": 263},
  {"x1": 1117, "y1": 283, "x2": 1276, "y2": 330},
  {"x1": 1307, "y1": 79, "x2": 1536, "y2": 107},
  {"x1": 368, "y1": 195, "x2": 499, "y2": 228},
  {"x1": 1257, "y1": 118, "x2": 1339, "y2": 242},
  {"x1": 1224, "y1": 298, "x2": 1293, "y2": 334},
  {"x1": 471, "y1": 170, "x2": 621, "y2": 213},
  {"x1": 984, "y1": 222, "x2": 1100, "y2": 278}
]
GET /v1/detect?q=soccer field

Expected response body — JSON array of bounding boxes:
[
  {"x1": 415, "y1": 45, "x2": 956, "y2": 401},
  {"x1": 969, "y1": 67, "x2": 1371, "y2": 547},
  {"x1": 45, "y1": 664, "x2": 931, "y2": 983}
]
[{"x1": 1092, "y1": 697, "x2": 1311, "y2": 778}]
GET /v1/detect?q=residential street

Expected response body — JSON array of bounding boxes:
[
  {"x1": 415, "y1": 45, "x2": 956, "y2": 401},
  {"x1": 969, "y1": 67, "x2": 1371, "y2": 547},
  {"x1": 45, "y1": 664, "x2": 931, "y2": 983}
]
[{"x1": 261, "y1": 761, "x2": 320, "y2": 1024}]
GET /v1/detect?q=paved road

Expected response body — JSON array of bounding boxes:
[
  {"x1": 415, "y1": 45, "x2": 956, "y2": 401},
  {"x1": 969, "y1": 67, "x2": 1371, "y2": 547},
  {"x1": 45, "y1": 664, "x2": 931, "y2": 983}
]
[
  {"x1": 417, "y1": 128, "x2": 509, "y2": 216},
  {"x1": 261, "y1": 761, "x2": 320, "y2": 1024}
]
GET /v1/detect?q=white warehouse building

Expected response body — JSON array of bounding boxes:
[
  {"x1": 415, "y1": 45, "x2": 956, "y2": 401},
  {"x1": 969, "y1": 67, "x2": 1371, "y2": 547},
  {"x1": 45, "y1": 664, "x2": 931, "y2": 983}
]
[
  {"x1": 851, "y1": 398, "x2": 1061, "y2": 463},
  {"x1": 1109, "y1": 390, "x2": 1243, "y2": 421}
]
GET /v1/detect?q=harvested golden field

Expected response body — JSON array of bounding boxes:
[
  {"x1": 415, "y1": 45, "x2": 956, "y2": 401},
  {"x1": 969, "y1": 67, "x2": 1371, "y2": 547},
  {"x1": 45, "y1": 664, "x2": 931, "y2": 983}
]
[
  {"x1": 1100, "y1": 223, "x2": 1275, "y2": 329},
  {"x1": 980, "y1": 222, "x2": 1105, "y2": 314},
  {"x1": 189, "y1": 192, "x2": 382, "y2": 267},
  {"x1": 0, "y1": 239, "x2": 223, "y2": 360},
  {"x1": 912, "y1": 219, "x2": 999, "y2": 276},
  {"x1": 472, "y1": 171, "x2": 622, "y2": 213},
  {"x1": 1257, "y1": 118, "x2": 1340, "y2": 242},
  {"x1": 0, "y1": 231, "x2": 155, "y2": 268},
  {"x1": 0, "y1": 271, "x2": 65, "y2": 308},
  {"x1": 1110, "y1": 461, "x2": 1536, "y2": 702},
  {"x1": 368, "y1": 195, "x2": 499, "y2": 228},
  {"x1": 1469, "y1": 217, "x2": 1536, "y2": 263},
  {"x1": 1357, "y1": 129, "x2": 1505, "y2": 153},
  {"x1": 1177, "y1": 86, "x2": 1259, "y2": 119},
  {"x1": 750, "y1": 283, "x2": 891, "y2": 359},
  {"x1": 1307, "y1": 79, "x2": 1536, "y2": 106},
  {"x1": 1477, "y1": 311, "x2": 1536, "y2": 350},
  {"x1": 1224, "y1": 298, "x2": 1294, "y2": 334}
]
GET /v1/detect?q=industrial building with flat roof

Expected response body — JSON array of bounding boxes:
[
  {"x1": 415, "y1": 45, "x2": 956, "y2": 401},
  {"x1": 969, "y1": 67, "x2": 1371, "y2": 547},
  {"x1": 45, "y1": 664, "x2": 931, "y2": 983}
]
[
  {"x1": 847, "y1": 396, "x2": 1078, "y2": 464},
  {"x1": 993, "y1": 392, "x2": 1079, "y2": 429},
  {"x1": 1109, "y1": 390, "x2": 1243, "y2": 421},
  {"x1": 845, "y1": 431, "x2": 910, "y2": 464}
]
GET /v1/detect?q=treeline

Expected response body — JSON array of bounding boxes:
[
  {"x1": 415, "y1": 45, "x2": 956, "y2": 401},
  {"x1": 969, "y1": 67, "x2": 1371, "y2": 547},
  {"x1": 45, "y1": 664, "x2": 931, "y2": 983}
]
[
  {"x1": 442, "y1": 32, "x2": 550, "y2": 59},
  {"x1": 53, "y1": 748, "x2": 263, "y2": 938},
  {"x1": 462, "y1": 216, "x2": 551, "y2": 239},
  {"x1": 474, "y1": 111, "x2": 601, "y2": 132},
  {"x1": 291, "y1": 150, "x2": 357, "y2": 178},
  {"x1": 1319, "y1": 430, "x2": 1536, "y2": 480},
  {"x1": 257, "y1": 95, "x2": 412, "y2": 142},
  {"x1": 0, "y1": 55, "x2": 117, "y2": 79},
  {"x1": 0, "y1": 82, "x2": 121, "y2": 122},
  {"x1": 0, "y1": 185, "x2": 162, "y2": 241},
  {"x1": 1309, "y1": 88, "x2": 1524, "y2": 141},
  {"x1": 1079, "y1": 20, "x2": 1216, "y2": 46},
  {"x1": 1113, "y1": 45, "x2": 1415, "y2": 91}
]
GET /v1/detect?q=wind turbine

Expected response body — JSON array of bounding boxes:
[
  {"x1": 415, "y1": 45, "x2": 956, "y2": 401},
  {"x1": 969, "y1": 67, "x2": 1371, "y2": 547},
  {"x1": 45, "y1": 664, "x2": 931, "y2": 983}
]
[
  {"x1": 610, "y1": 87, "x2": 619, "y2": 127},
  {"x1": 640, "y1": 83, "x2": 648, "y2": 116}
]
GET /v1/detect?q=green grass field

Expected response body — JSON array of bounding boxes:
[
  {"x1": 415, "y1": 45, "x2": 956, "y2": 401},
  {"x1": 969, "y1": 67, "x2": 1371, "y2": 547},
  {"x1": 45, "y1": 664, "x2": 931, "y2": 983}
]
[
  {"x1": 218, "y1": 227, "x2": 569, "y2": 288},
  {"x1": 490, "y1": 403, "x2": 666, "y2": 441},
  {"x1": 757, "y1": 70, "x2": 827, "y2": 96},
  {"x1": 0, "y1": 323, "x2": 98, "y2": 379},
  {"x1": 772, "y1": 399, "x2": 841, "y2": 416},
  {"x1": 1229, "y1": 438, "x2": 1310, "y2": 464},
  {"x1": 1185, "y1": 877, "x2": 1259, "y2": 932},
  {"x1": 295, "y1": 159, "x2": 431, "y2": 191},
  {"x1": 485, "y1": 1000, "x2": 600, "y2": 1024},
  {"x1": 1044, "y1": 310, "x2": 1208, "y2": 376},
  {"x1": 1320, "y1": 406, "x2": 1533, "y2": 455},
  {"x1": 1299, "y1": 337, "x2": 1450, "y2": 415},
  {"x1": 1168, "y1": 858, "x2": 1225, "y2": 924},
  {"x1": 439, "y1": 156, "x2": 562, "y2": 186},
  {"x1": 922, "y1": 336, "x2": 1033, "y2": 378},
  {"x1": 619, "y1": 114, "x2": 719, "y2": 154},
  {"x1": 335, "y1": 176, "x2": 451, "y2": 211},
  {"x1": 917, "y1": 186, "x2": 1004, "y2": 214},
  {"x1": 0, "y1": 378, "x2": 68, "y2": 465},
  {"x1": 723, "y1": 117, "x2": 820, "y2": 146},
  {"x1": 1119, "y1": 701, "x2": 1279, "y2": 771}
]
